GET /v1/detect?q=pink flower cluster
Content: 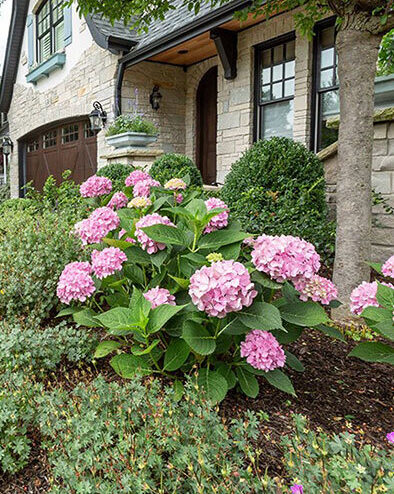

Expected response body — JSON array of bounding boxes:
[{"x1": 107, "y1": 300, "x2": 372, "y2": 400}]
[
  {"x1": 189, "y1": 260, "x2": 257, "y2": 318},
  {"x1": 164, "y1": 178, "x2": 187, "y2": 191},
  {"x1": 290, "y1": 485, "x2": 303, "y2": 494},
  {"x1": 204, "y1": 197, "x2": 229, "y2": 234},
  {"x1": 119, "y1": 228, "x2": 135, "y2": 244},
  {"x1": 135, "y1": 213, "x2": 175, "y2": 254},
  {"x1": 91, "y1": 247, "x2": 127, "y2": 279},
  {"x1": 133, "y1": 178, "x2": 161, "y2": 198},
  {"x1": 294, "y1": 274, "x2": 337, "y2": 305},
  {"x1": 75, "y1": 207, "x2": 120, "y2": 245},
  {"x1": 125, "y1": 169, "x2": 151, "y2": 187},
  {"x1": 251, "y1": 235, "x2": 320, "y2": 283},
  {"x1": 240, "y1": 330, "x2": 286, "y2": 371},
  {"x1": 386, "y1": 432, "x2": 394, "y2": 444},
  {"x1": 350, "y1": 280, "x2": 393, "y2": 315},
  {"x1": 382, "y1": 255, "x2": 394, "y2": 278},
  {"x1": 57, "y1": 261, "x2": 95, "y2": 304},
  {"x1": 143, "y1": 287, "x2": 176, "y2": 309},
  {"x1": 80, "y1": 175, "x2": 112, "y2": 198},
  {"x1": 108, "y1": 191, "x2": 128, "y2": 210}
]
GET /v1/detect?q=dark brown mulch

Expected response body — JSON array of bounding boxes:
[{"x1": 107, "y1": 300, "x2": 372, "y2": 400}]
[{"x1": 1, "y1": 331, "x2": 392, "y2": 493}]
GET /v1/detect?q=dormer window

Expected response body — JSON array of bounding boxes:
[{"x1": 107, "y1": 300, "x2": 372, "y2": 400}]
[{"x1": 37, "y1": 0, "x2": 65, "y2": 63}]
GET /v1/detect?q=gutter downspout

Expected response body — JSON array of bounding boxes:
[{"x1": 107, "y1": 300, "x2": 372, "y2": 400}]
[{"x1": 115, "y1": 60, "x2": 126, "y2": 117}]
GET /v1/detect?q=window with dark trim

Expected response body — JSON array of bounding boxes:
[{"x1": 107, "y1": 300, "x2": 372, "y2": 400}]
[
  {"x1": 255, "y1": 34, "x2": 295, "y2": 141},
  {"x1": 62, "y1": 124, "x2": 79, "y2": 144},
  {"x1": 43, "y1": 130, "x2": 57, "y2": 148},
  {"x1": 313, "y1": 22, "x2": 339, "y2": 152},
  {"x1": 36, "y1": 0, "x2": 65, "y2": 63}
]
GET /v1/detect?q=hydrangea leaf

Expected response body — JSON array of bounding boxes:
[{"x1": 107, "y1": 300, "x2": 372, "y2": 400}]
[
  {"x1": 94, "y1": 340, "x2": 122, "y2": 358},
  {"x1": 182, "y1": 320, "x2": 216, "y2": 355},
  {"x1": 163, "y1": 338, "x2": 191, "y2": 371},
  {"x1": 235, "y1": 367, "x2": 259, "y2": 398},
  {"x1": 263, "y1": 369, "x2": 296, "y2": 396},
  {"x1": 349, "y1": 342, "x2": 394, "y2": 365},
  {"x1": 279, "y1": 301, "x2": 329, "y2": 327},
  {"x1": 197, "y1": 368, "x2": 228, "y2": 403}
]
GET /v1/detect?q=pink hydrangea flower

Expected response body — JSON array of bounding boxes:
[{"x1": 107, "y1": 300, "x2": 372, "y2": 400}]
[
  {"x1": 204, "y1": 197, "x2": 229, "y2": 234},
  {"x1": 382, "y1": 255, "x2": 394, "y2": 278},
  {"x1": 108, "y1": 192, "x2": 128, "y2": 210},
  {"x1": 189, "y1": 260, "x2": 257, "y2": 318},
  {"x1": 56, "y1": 261, "x2": 96, "y2": 304},
  {"x1": 119, "y1": 228, "x2": 135, "y2": 244},
  {"x1": 143, "y1": 287, "x2": 176, "y2": 309},
  {"x1": 294, "y1": 275, "x2": 337, "y2": 305},
  {"x1": 290, "y1": 485, "x2": 303, "y2": 494},
  {"x1": 243, "y1": 237, "x2": 256, "y2": 247},
  {"x1": 75, "y1": 207, "x2": 120, "y2": 245},
  {"x1": 164, "y1": 178, "x2": 187, "y2": 190},
  {"x1": 91, "y1": 247, "x2": 127, "y2": 279},
  {"x1": 350, "y1": 281, "x2": 394, "y2": 315},
  {"x1": 386, "y1": 432, "x2": 394, "y2": 444},
  {"x1": 251, "y1": 235, "x2": 321, "y2": 283},
  {"x1": 80, "y1": 175, "x2": 112, "y2": 198},
  {"x1": 125, "y1": 169, "x2": 151, "y2": 187},
  {"x1": 240, "y1": 330, "x2": 286, "y2": 372},
  {"x1": 176, "y1": 193, "x2": 183, "y2": 204},
  {"x1": 133, "y1": 178, "x2": 161, "y2": 198},
  {"x1": 135, "y1": 213, "x2": 175, "y2": 254}
]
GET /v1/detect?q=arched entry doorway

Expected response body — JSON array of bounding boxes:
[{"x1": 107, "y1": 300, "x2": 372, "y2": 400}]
[{"x1": 196, "y1": 66, "x2": 217, "y2": 185}]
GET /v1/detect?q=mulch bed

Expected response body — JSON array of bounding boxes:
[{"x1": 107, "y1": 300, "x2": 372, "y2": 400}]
[{"x1": 1, "y1": 331, "x2": 393, "y2": 493}]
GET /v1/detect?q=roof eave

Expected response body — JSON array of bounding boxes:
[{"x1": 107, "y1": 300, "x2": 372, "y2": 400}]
[{"x1": 85, "y1": 14, "x2": 137, "y2": 54}]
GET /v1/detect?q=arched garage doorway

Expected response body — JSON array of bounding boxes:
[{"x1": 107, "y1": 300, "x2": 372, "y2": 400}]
[{"x1": 23, "y1": 118, "x2": 98, "y2": 191}]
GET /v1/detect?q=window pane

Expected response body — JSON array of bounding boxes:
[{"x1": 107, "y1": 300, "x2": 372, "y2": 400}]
[
  {"x1": 285, "y1": 60, "x2": 295, "y2": 78},
  {"x1": 321, "y1": 26, "x2": 335, "y2": 48},
  {"x1": 262, "y1": 67, "x2": 271, "y2": 84},
  {"x1": 284, "y1": 79, "x2": 295, "y2": 97},
  {"x1": 53, "y1": 0, "x2": 64, "y2": 23},
  {"x1": 262, "y1": 49, "x2": 271, "y2": 68},
  {"x1": 262, "y1": 85, "x2": 271, "y2": 102},
  {"x1": 286, "y1": 40, "x2": 295, "y2": 60},
  {"x1": 321, "y1": 47, "x2": 334, "y2": 69},
  {"x1": 321, "y1": 89, "x2": 339, "y2": 119},
  {"x1": 262, "y1": 100, "x2": 294, "y2": 140},
  {"x1": 320, "y1": 68, "x2": 334, "y2": 88},
  {"x1": 273, "y1": 44, "x2": 284, "y2": 64},
  {"x1": 272, "y1": 82, "x2": 283, "y2": 99},
  {"x1": 272, "y1": 64, "x2": 283, "y2": 82}
]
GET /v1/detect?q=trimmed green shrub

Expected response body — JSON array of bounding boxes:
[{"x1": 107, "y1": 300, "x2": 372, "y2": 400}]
[
  {"x1": 150, "y1": 153, "x2": 203, "y2": 187},
  {"x1": 0, "y1": 197, "x2": 35, "y2": 213},
  {"x1": 97, "y1": 163, "x2": 135, "y2": 192},
  {"x1": 221, "y1": 138, "x2": 335, "y2": 261},
  {"x1": 37, "y1": 377, "x2": 273, "y2": 493},
  {"x1": 0, "y1": 182, "x2": 10, "y2": 205}
]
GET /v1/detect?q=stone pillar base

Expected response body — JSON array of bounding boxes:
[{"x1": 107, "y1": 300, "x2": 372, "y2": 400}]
[{"x1": 100, "y1": 147, "x2": 164, "y2": 169}]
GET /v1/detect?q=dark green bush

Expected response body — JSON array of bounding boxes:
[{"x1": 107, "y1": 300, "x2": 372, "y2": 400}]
[
  {"x1": 221, "y1": 138, "x2": 335, "y2": 262},
  {"x1": 150, "y1": 153, "x2": 203, "y2": 187},
  {"x1": 0, "y1": 197, "x2": 35, "y2": 213},
  {"x1": 0, "y1": 182, "x2": 10, "y2": 205},
  {"x1": 97, "y1": 163, "x2": 135, "y2": 191}
]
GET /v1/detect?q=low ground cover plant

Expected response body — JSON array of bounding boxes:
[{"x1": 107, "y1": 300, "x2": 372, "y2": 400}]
[
  {"x1": 56, "y1": 169, "x2": 344, "y2": 403},
  {"x1": 150, "y1": 153, "x2": 203, "y2": 187}
]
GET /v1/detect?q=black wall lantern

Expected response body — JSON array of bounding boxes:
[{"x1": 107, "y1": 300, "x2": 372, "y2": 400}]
[
  {"x1": 89, "y1": 101, "x2": 107, "y2": 131},
  {"x1": 2, "y1": 136, "x2": 13, "y2": 156},
  {"x1": 149, "y1": 86, "x2": 162, "y2": 111}
]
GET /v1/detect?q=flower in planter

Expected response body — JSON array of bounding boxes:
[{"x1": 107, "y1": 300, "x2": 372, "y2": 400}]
[
  {"x1": 91, "y1": 247, "x2": 127, "y2": 279},
  {"x1": 75, "y1": 207, "x2": 120, "y2": 245},
  {"x1": 294, "y1": 274, "x2": 337, "y2": 305},
  {"x1": 133, "y1": 178, "x2": 161, "y2": 198},
  {"x1": 125, "y1": 170, "x2": 151, "y2": 187},
  {"x1": 108, "y1": 191, "x2": 128, "y2": 210},
  {"x1": 143, "y1": 287, "x2": 176, "y2": 309},
  {"x1": 204, "y1": 197, "x2": 229, "y2": 234},
  {"x1": 164, "y1": 178, "x2": 187, "y2": 191},
  {"x1": 119, "y1": 228, "x2": 135, "y2": 244},
  {"x1": 135, "y1": 213, "x2": 175, "y2": 254},
  {"x1": 57, "y1": 261, "x2": 95, "y2": 304},
  {"x1": 80, "y1": 175, "x2": 112, "y2": 198},
  {"x1": 189, "y1": 260, "x2": 257, "y2": 318},
  {"x1": 251, "y1": 235, "x2": 320, "y2": 283},
  {"x1": 350, "y1": 280, "x2": 394, "y2": 315},
  {"x1": 128, "y1": 196, "x2": 152, "y2": 209},
  {"x1": 382, "y1": 255, "x2": 394, "y2": 278},
  {"x1": 240, "y1": 330, "x2": 286, "y2": 371}
]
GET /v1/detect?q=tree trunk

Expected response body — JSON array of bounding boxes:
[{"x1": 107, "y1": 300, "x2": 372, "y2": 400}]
[{"x1": 332, "y1": 18, "x2": 381, "y2": 318}]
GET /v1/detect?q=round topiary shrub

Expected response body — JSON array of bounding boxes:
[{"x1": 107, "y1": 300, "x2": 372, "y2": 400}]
[
  {"x1": 221, "y1": 137, "x2": 335, "y2": 261},
  {"x1": 150, "y1": 153, "x2": 203, "y2": 187},
  {"x1": 97, "y1": 163, "x2": 135, "y2": 192}
]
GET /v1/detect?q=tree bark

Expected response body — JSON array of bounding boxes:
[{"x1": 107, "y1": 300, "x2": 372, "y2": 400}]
[{"x1": 332, "y1": 17, "x2": 381, "y2": 318}]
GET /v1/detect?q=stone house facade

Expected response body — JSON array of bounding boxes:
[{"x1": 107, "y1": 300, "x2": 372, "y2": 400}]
[{"x1": 0, "y1": 0, "x2": 393, "y2": 259}]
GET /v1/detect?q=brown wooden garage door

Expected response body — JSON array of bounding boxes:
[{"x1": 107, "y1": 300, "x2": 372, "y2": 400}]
[{"x1": 25, "y1": 119, "x2": 98, "y2": 190}]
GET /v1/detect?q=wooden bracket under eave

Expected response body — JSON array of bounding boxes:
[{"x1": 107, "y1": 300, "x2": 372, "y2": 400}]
[{"x1": 210, "y1": 28, "x2": 238, "y2": 80}]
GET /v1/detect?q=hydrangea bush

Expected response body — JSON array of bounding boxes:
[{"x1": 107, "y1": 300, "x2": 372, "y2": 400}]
[{"x1": 57, "y1": 170, "x2": 340, "y2": 402}]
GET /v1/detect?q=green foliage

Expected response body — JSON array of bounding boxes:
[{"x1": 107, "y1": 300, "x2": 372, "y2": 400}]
[
  {"x1": 0, "y1": 182, "x2": 10, "y2": 205},
  {"x1": 0, "y1": 209, "x2": 84, "y2": 324},
  {"x1": 0, "y1": 197, "x2": 35, "y2": 213},
  {"x1": 37, "y1": 377, "x2": 272, "y2": 493},
  {"x1": 281, "y1": 414, "x2": 394, "y2": 493},
  {"x1": 378, "y1": 29, "x2": 394, "y2": 76},
  {"x1": 106, "y1": 114, "x2": 157, "y2": 136},
  {"x1": 221, "y1": 138, "x2": 335, "y2": 261},
  {"x1": 97, "y1": 162, "x2": 135, "y2": 192},
  {"x1": 150, "y1": 153, "x2": 203, "y2": 187}
]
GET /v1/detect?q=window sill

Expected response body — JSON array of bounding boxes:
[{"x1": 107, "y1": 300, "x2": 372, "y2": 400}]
[{"x1": 26, "y1": 52, "x2": 66, "y2": 84}]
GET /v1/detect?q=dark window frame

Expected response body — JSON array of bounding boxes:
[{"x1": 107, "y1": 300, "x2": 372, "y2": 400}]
[
  {"x1": 311, "y1": 17, "x2": 339, "y2": 152},
  {"x1": 36, "y1": 0, "x2": 64, "y2": 64},
  {"x1": 253, "y1": 32, "x2": 296, "y2": 142}
]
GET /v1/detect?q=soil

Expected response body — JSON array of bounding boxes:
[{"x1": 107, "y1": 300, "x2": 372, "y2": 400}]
[{"x1": 1, "y1": 331, "x2": 393, "y2": 493}]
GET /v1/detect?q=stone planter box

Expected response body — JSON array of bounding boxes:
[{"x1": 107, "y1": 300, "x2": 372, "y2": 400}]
[{"x1": 106, "y1": 132, "x2": 158, "y2": 148}]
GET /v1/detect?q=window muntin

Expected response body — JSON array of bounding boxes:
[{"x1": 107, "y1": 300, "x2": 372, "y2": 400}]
[
  {"x1": 36, "y1": 0, "x2": 65, "y2": 63},
  {"x1": 43, "y1": 130, "x2": 57, "y2": 148},
  {"x1": 84, "y1": 123, "x2": 99, "y2": 139},
  {"x1": 314, "y1": 24, "x2": 339, "y2": 152},
  {"x1": 256, "y1": 37, "x2": 295, "y2": 141},
  {"x1": 27, "y1": 140, "x2": 40, "y2": 152},
  {"x1": 62, "y1": 124, "x2": 79, "y2": 144}
]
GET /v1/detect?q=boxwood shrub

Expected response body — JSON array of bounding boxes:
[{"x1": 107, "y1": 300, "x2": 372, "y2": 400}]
[
  {"x1": 221, "y1": 138, "x2": 335, "y2": 262},
  {"x1": 97, "y1": 163, "x2": 135, "y2": 192},
  {"x1": 150, "y1": 153, "x2": 203, "y2": 187}
]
